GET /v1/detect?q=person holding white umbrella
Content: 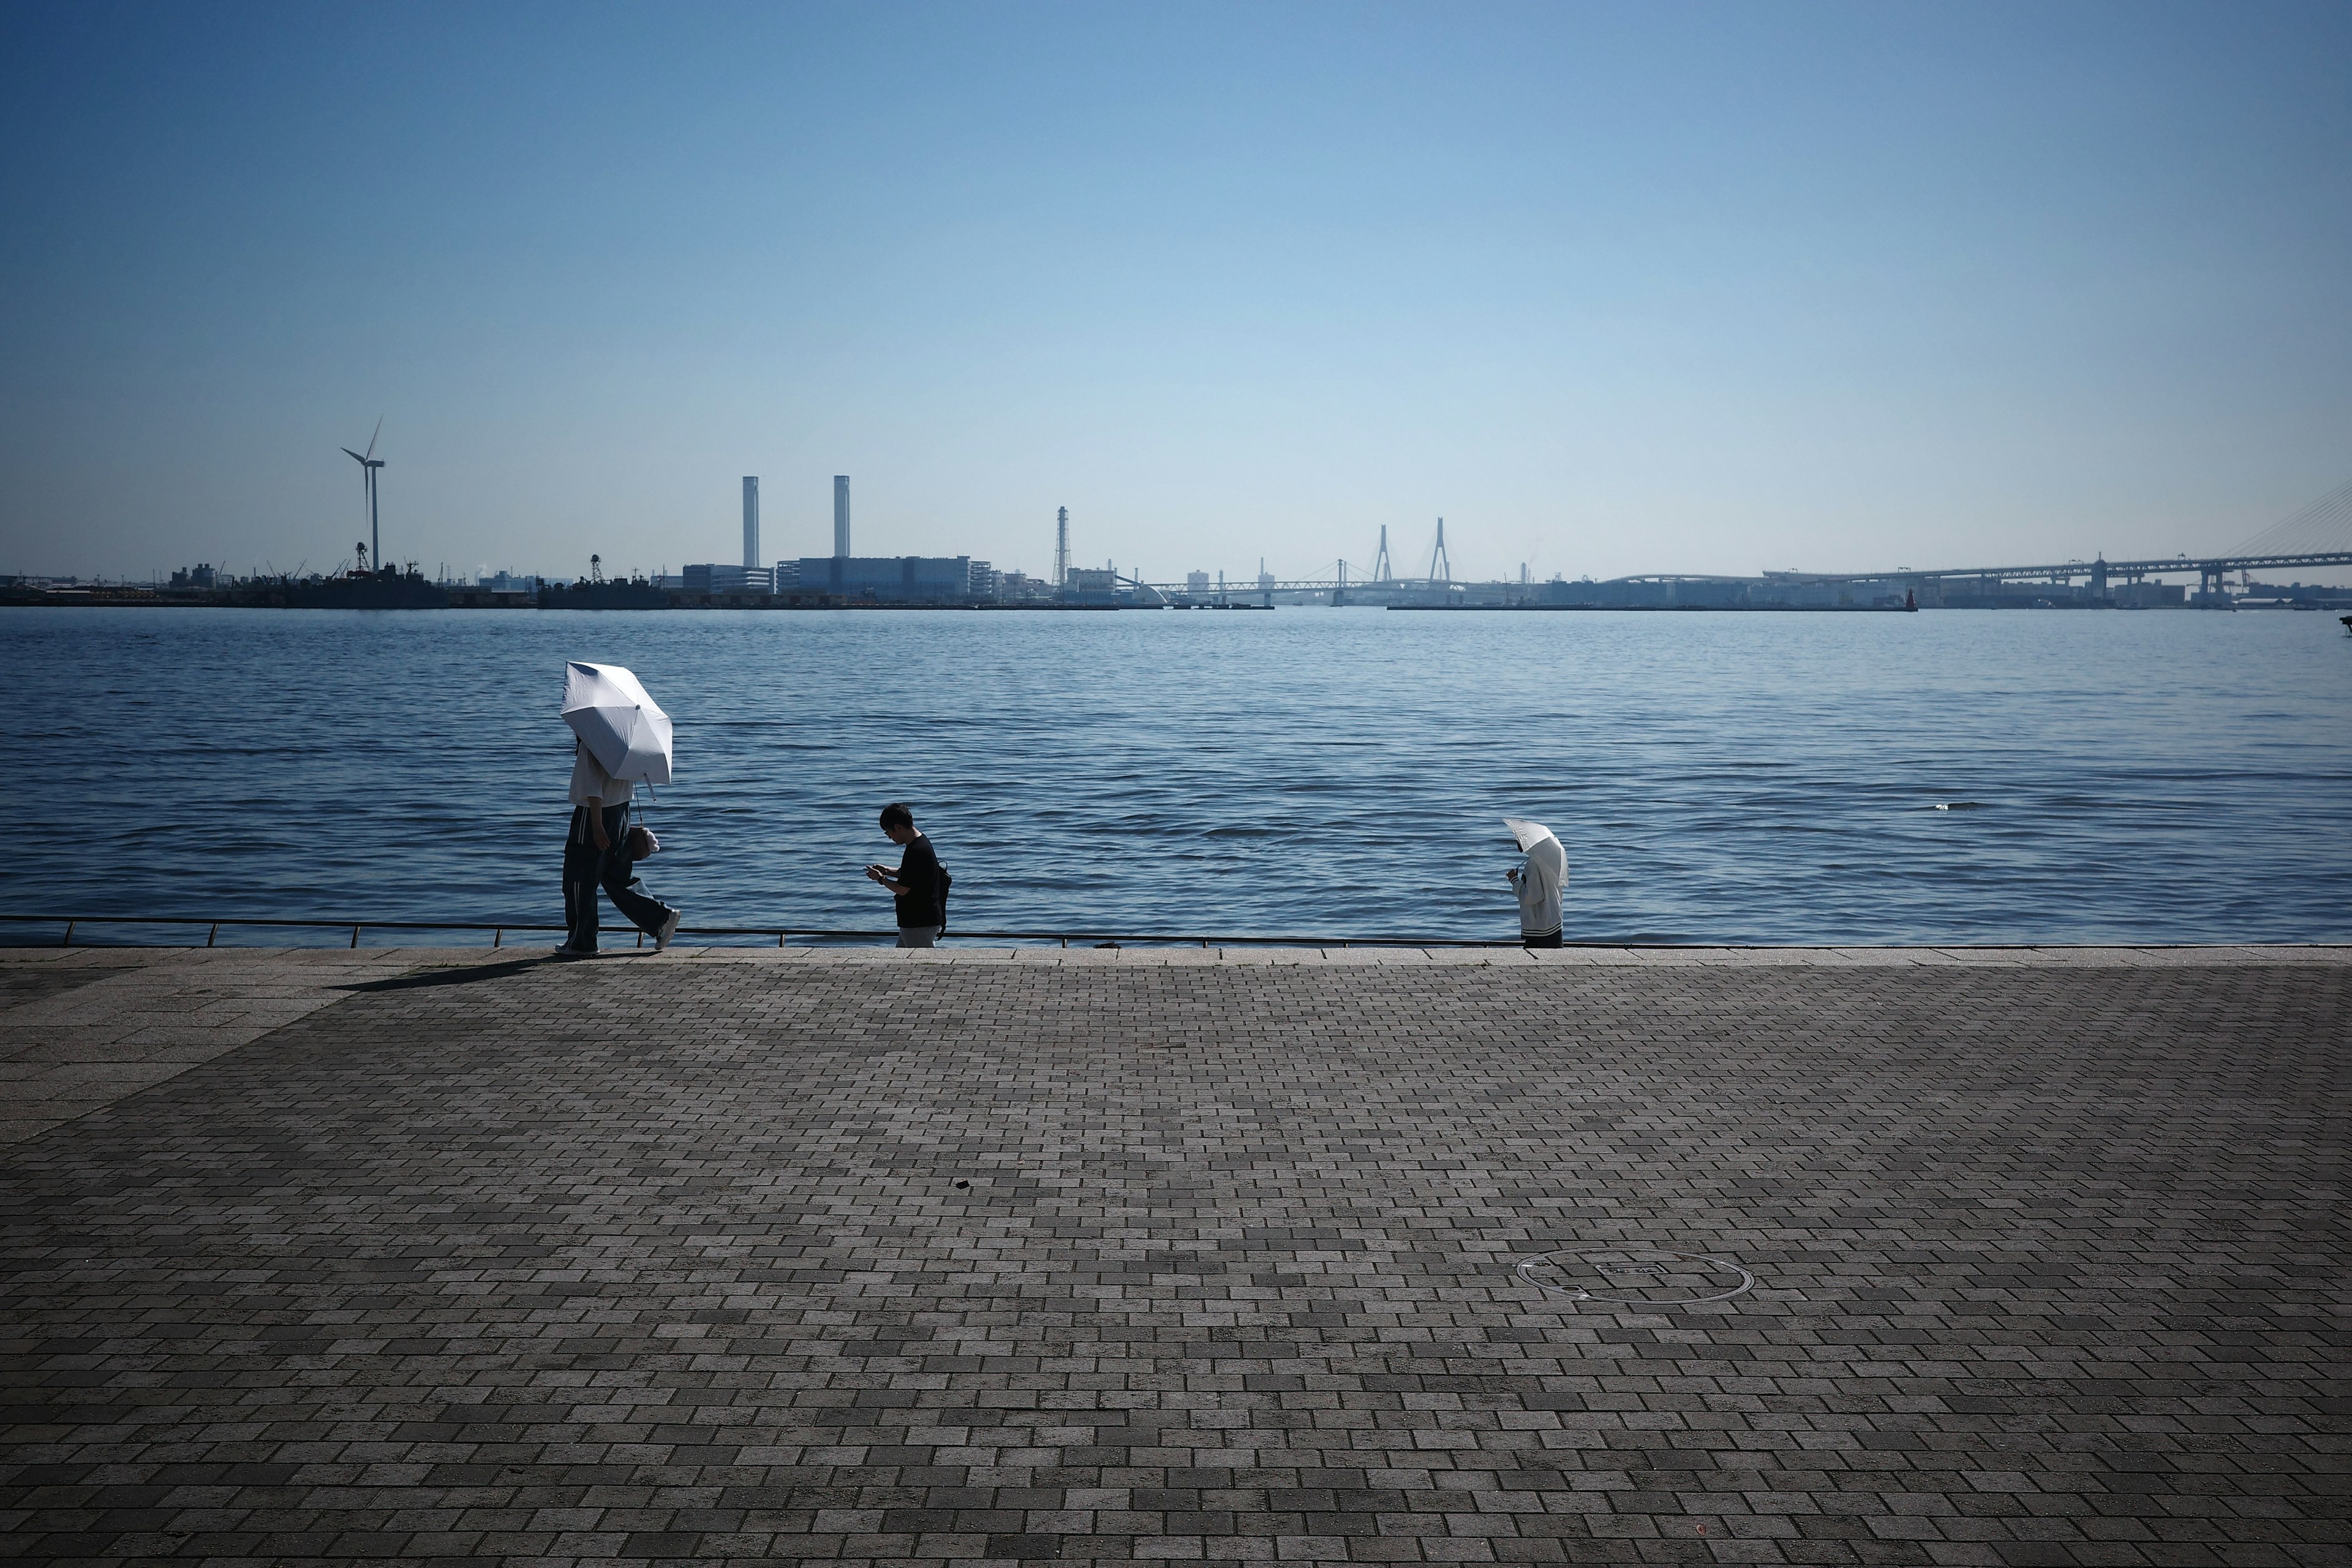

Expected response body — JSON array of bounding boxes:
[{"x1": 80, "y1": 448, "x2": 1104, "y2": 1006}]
[
  {"x1": 1503, "y1": 816, "x2": 1567, "y2": 949},
  {"x1": 556, "y1": 660, "x2": 683, "y2": 955}
]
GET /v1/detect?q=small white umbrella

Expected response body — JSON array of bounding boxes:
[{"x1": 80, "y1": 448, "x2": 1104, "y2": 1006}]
[
  {"x1": 1502, "y1": 816, "x2": 1555, "y2": 853},
  {"x1": 1504, "y1": 816, "x2": 1567, "y2": 875},
  {"x1": 562, "y1": 660, "x2": 673, "y2": 784}
]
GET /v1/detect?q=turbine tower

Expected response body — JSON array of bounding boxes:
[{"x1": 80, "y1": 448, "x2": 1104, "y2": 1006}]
[
  {"x1": 1428, "y1": 517, "x2": 1452, "y2": 585},
  {"x1": 1055, "y1": 506, "x2": 1070, "y2": 586},
  {"x1": 1371, "y1": 525, "x2": 1392, "y2": 584},
  {"x1": 339, "y1": 419, "x2": 385, "y2": 575}
]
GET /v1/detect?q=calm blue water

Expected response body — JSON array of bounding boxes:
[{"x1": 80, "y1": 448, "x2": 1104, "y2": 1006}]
[{"x1": 7, "y1": 606, "x2": 2350, "y2": 945}]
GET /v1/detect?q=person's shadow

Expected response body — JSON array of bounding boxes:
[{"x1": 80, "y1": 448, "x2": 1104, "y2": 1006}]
[{"x1": 336, "y1": 957, "x2": 549, "y2": 993}]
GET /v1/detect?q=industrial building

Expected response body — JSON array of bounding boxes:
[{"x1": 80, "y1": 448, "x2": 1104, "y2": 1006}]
[
  {"x1": 663, "y1": 477, "x2": 1031, "y2": 605},
  {"x1": 684, "y1": 563, "x2": 774, "y2": 594},
  {"x1": 790, "y1": 556, "x2": 992, "y2": 603}
]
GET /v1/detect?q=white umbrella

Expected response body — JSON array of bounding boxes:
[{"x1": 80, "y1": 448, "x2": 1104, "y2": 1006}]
[
  {"x1": 1502, "y1": 816, "x2": 1555, "y2": 853},
  {"x1": 562, "y1": 661, "x2": 673, "y2": 784},
  {"x1": 1504, "y1": 815, "x2": 1567, "y2": 875}
]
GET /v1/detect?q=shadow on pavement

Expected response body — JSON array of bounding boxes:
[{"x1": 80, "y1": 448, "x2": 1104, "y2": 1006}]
[{"x1": 338, "y1": 957, "x2": 552, "y2": 992}]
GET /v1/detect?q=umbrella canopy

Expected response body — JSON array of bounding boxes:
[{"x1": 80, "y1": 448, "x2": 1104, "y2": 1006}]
[
  {"x1": 1502, "y1": 816, "x2": 1555, "y2": 852},
  {"x1": 562, "y1": 661, "x2": 673, "y2": 784},
  {"x1": 1503, "y1": 815, "x2": 1567, "y2": 875}
]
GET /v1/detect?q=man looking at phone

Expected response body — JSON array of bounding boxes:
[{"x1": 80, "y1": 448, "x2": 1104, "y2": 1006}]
[{"x1": 865, "y1": 802, "x2": 946, "y2": 948}]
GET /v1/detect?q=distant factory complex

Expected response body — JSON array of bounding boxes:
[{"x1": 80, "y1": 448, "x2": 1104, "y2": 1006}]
[
  {"x1": 669, "y1": 473, "x2": 1058, "y2": 606},
  {"x1": 635, "y1": 478, "x2": 2352, "y2": 614},
  {"x1": 14, "y1": 459, "x2": 2350, "y2": 614}
]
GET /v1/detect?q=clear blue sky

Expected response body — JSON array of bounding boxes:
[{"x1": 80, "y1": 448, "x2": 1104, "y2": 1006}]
[{"x1": 2, "y1": 0, "x2": 2346, "y2": 583}]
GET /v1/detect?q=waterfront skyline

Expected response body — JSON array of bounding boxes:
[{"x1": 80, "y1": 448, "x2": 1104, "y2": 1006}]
[{"x1": 2, "y1": 1, "x2": 2348, "y2": 583}]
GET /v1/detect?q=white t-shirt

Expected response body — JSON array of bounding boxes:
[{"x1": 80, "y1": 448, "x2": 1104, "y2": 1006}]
[{"x1": 568, "y1": 743, "x2": 634, "y2": 808}]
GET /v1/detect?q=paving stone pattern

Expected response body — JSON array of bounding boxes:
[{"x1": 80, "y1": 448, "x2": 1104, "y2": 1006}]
[
  {"x1": 0, "y1": 948, "x2": 423, "y2": 1148},
  {"x1": 2, "y1": 952, "x2": 2347, "y2": 1566}
]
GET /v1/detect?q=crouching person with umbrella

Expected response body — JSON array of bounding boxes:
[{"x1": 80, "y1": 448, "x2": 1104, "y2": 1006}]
[{"x1": 557, "y1": 660, "x2": 684, "y2": 955}]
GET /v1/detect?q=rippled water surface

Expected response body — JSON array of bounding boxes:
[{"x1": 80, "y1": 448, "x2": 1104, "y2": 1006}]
[{"x1": 8, "y1": 606, "x2": 2349, "y2": 944}]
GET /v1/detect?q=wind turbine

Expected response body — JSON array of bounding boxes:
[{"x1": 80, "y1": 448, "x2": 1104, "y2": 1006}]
[{"x1": 340, "y1": 418, "x2": 385, "y2": 575}]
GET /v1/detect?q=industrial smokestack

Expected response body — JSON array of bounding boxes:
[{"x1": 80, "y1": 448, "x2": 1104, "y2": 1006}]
[
  {"x1": 742, "y1": 477, "x2": 759, "y2": 569},
  {"x1": 834, "y1": 476, "x2": 851, "y2": 559}
]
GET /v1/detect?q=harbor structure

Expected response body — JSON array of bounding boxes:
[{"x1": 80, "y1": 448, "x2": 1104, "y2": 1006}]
[
  {"x1": 66, "y1": 475, "x2": 2352, "y2": 613},
  {"x1": 540, "y1": 567, "x2": 666, "y2": 609},
  {"x1": 834, "y1": 477, "x2": 851, "y2": 558},
  {"x1": 742, "y1": 477, "x2": 759, "y2": 569},
  {"x1": 39, "y1": 539, "x2": 2351, "y2": 612}
]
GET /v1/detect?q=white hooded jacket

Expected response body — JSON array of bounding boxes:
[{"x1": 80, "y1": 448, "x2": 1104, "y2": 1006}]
[{"x1": 1504, "y1": 817, "x2": 1566, "y2": 939}]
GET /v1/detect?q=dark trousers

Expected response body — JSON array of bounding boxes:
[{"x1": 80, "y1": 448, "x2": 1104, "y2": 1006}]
[
  {"x1": 564, "y1": 803, "x2": 675, "y2": 950},
  {"x1": 1523, "y1": 930, "x2": 1563, "y2": 949}
]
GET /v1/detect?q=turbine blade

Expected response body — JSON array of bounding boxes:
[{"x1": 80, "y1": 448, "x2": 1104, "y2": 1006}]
[
  {"x1": 341, "y1": 448, "x2": 366, "y2": 462},
  {"x1": 363, "y1": 415, "x2": 382, "y2": 461}
]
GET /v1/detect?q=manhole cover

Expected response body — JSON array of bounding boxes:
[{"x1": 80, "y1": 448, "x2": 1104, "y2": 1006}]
[{"x1": 1514, "y1": 1245, "x2": 1754, "y2": 1306}]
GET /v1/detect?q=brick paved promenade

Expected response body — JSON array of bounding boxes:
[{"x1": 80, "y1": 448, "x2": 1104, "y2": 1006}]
[{"x1": 2, "y1": 945, "x2": 2346, "y2": 1566}]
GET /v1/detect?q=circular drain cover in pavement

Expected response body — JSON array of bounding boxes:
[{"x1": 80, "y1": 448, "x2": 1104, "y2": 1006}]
[{"x1": 1514, "y1": 1245, "x2": 1754, "y2": 1306}]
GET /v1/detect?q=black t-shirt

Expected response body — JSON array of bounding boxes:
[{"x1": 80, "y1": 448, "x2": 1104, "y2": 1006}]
[{"x1": 893, "y1": 834, "x2": 943, "y2": 928}]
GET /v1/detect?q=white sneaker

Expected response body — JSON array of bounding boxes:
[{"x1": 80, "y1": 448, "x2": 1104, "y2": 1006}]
[{"x1": 654, "y1": 911, "x2": 682, "y2": 951}]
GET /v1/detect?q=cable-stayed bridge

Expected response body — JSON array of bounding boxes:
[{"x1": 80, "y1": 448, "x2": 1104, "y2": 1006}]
[
  {"x1": 1142, "y1": 481, "x2": 2352, "y2": 603},
  {"x1": 1656, "y1": 546, "x2": 2352, "y2": 597},
  {"x1": 1728, "y1": 479, "x2": 2352, "y2": 597}
]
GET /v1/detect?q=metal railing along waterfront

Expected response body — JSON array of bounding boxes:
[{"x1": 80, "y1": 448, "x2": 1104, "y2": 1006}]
[{"x1": 2, "y1": 913, "x2": 1518, "y2": 951}]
